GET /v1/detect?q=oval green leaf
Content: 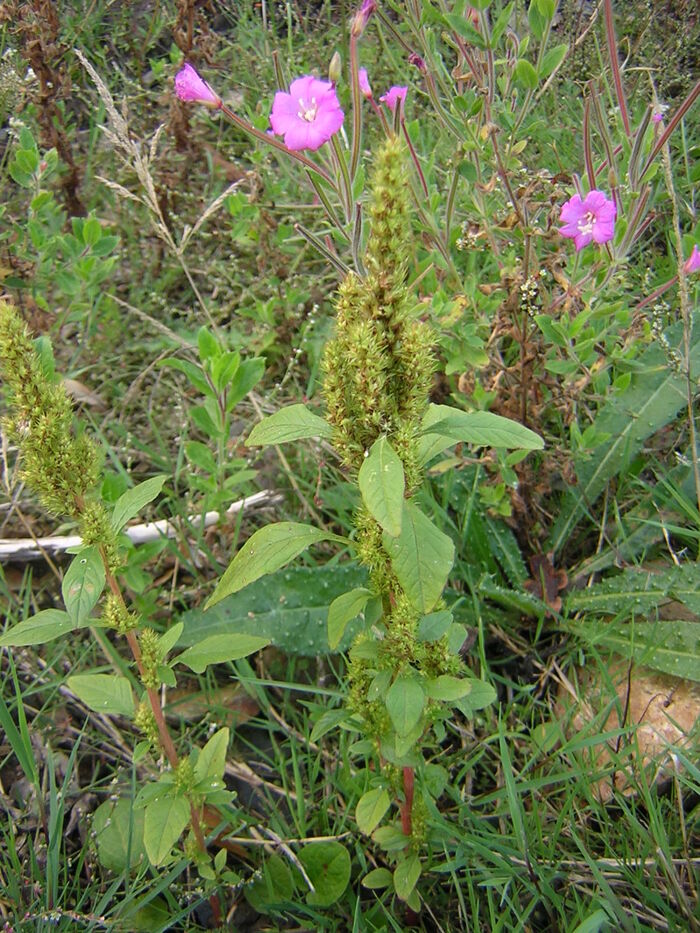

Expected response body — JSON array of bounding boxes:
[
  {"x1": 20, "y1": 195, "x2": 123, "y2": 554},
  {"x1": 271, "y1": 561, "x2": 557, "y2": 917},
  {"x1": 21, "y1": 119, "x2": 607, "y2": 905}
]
[
  {"x1": 356, "y1": 787, "x2": 391, "y2": 835},
  {"x1": 111, "y1": 475, "x2": 167, "y2": 533},
  {"x1": 206, "y1": 522, "x2": 347, "y2": 609},
  {"x1": 382, "y1": 502, "x2": 454, "y2": 613},
  {"x1": 0, "y1": 609, "x2": 73, "y2": 647},
  {"x1": 298, "y1": 842, "x2": 351, "y2": 907},
  {"x1": 175, "y1": 634, "x2": 270, "y2": 673},
  {"x1": 246, "y1": 404, "x2": 334, "y2": 446},
  {"x1": 143, "y1": 795, "x2": 190, "y2": 866},
  {"x1": 385, "y1": 677, "x2": 425, "y2": 737},
  {"x1": 327, "y1": 587, "x2": 373, "y2": 650},
  {"x1": 67, "y1": 673, "x2": 134, "y2": 718},
  {"x1": 358, "y1": 436, "x2": 405, "y2": 537},
  {"x1": 62, "y1": 546, "x2": 106, "y2": 626}
]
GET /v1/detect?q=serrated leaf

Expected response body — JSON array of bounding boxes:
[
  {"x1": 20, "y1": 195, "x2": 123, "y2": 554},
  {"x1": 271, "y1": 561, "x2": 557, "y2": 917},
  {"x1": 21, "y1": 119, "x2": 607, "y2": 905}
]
[
  {"x1": 61, "y1": 547, "x2": 106, "y2": 626},
  {"x1": 394, "y1": 854, "x2": 421, "y2": 901},
  {"x1": 206, "y1": 522, "x2": 347, "y2": 609},
  {"x1": 111, "y1": 475, "x2": 167, "y2": 532},
  {"x1": 327, "y1": 587, "x2": 373, "y2": 650},
  {"x1": 175, "y1": 634, "x2": 270, "y2": 673},
  {"x1": 358, "y1": 436, "x2": 405, "y2": 537},
  {"x1": 386, "y1": 677, "x2": 425, "y2": 736},
  {"x1": 0, "y1": 609, "x2": 73, "y2": 647},
  {"x1": 247, "y1": 404, "x2": 334, "y2": 445},
  {"x1": 143, "y1": 795, "x2": 190, "y2": 865},
  {"x1": 573, "y1": 619, "x2": 700, "y2": 682},
  {"x1": 355, "y1": 787, "x2": 391, "y2": 834},
  {"x1": 194, "y1": 727, "x2": 229, "y2": 782},
  {"x1": 298, "y1": 842, "x2": 351, "y2": 907},
  {"x1": 382, "y1": 502, "x2": 454, "y2": 613},
  {"x1": 67, "y1": 674, "x2": 134, "y2": 717}
]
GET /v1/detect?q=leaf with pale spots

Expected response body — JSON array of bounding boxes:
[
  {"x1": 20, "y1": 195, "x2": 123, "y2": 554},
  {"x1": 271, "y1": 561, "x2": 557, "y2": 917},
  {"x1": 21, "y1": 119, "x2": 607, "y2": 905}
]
[
  {"x1": 206, "y1": 522, "x2": 348, "y2": 608},
  {"x1": 358, "y1": 435, "x2": 404, "y2": 537}
]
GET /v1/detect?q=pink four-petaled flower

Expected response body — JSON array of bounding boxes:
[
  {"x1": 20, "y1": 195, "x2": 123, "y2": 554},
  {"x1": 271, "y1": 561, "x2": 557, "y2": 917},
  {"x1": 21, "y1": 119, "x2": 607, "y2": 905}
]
[
  {"x1": 174, "y1": 63, "x2": 221, "y2": 108},
  {"x1": 559, "y1": 190, "x2": 616, "y2": 251},
  {"x1": 684, "y1": 244, "x2": 700, "y2": 274},
  {"x1": 269, "y1": 75, "x2": 344, "y2": 151},
  {"x1": 379, "y1": 85, "x2": 408, "y2": 114}
]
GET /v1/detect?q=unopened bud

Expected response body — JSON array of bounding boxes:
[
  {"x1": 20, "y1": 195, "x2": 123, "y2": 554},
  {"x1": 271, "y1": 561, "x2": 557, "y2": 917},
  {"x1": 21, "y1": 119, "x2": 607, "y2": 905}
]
[
  {"x1": 351, "y1": 0, "x2": 377, "y2": 37},
  {"x1": 328, "y1": 51, "x2": 342, "y2": 84},
  {"x1": 408, "y1": 52, "x2": 426, "y2": 73}
]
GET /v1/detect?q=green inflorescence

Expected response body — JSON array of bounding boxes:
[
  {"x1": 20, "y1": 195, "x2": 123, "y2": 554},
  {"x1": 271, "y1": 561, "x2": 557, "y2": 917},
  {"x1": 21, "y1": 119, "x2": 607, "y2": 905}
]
[
  {"x1": 79, "y1": 500, "x2": 121, "y2": 574},
  {"x1": 134, "y1": 700, "x2": 159, "y2": 746},
  {"x1": 0, "y1": 300, "x2": 99, "y2": 516},
  {"x1": 322, "y1": 137, "x2": 436, "y2": 475},
  {"x1": 138, "y1": 628, "x2": 161, "y2": 690}
]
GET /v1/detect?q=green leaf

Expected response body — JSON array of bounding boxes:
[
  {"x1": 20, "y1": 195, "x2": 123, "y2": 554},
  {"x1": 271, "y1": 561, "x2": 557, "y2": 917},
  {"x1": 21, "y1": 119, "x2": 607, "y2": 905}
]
[
  {"x1": 0, "y1": 609, "x2": 73, "y2": 647},
  {"x1": 382, "y1": 502, "x2": 454, "y2": 613},
  {"x1": 362, "y1": 867, "x2": 394, "y2": 890},
  {"x1": 358, "y1": 436, "x2": 405, "y2": 537},
  {"x1": 514, "y1": 59, "x2": 539, "y2": 89},
  {"x1": 182, "y1": 564, "x2": 369, "y2": 656},
  {"x1": 574, "y1": 619, "x2": 700, "y2": 682},
  {"x1": 416, "y1": 610, "x2": 453, "y2": 642},
  {"x1": 454, "y1": 679, "x2": 498, "y2": 714},
  {"x1": 246, "y1": 403, "x2": 334, "y2": 445},
  {"x1": 185, "y1": 441, "x2": 216, "y2": 473},
  {"x1": 355, "y1": 787, "x2": 391, "y2": 834},
  {"x1": 394, "y1": 854, "x2": 421, "y2": 901},
  {"x1": 194, "y1": 727, "x2": 229, "y2": 782},
  {"x1": 327, "y1": 587, "x2": 373, "y2": 650},
  {"x1": 419, "y1": 404, "x2": 543, "y2": 464},
  {"x1": 143, "y1": 795, "x2": 190, "y2": 866},
  {"x1": 227, "y1": 357, "x2": 265, "y2": 408},
  {"x1": 197, "y1": 326, "x2": 219, "y2": 361},
  {"x1": 385, "y1": 677, "x2": 425, "y2": 736},
  {"x1": 548, "y1": 321, "x2": 700, "y2": 554},
  {"x1": 298, "y1": 842, "x2": 351, "y2": 907},
  {"x1": 67, "y1": 674, "x2": 134, "y2": 717},
  {"x1": 83, "y1": 215, "x2": 102, "y2": 247},
  {"x1": 175, "y1": 634, "x2": 270, "y2": 673},
  {"x1": 157, "y1": 622, "x2": 183, "y2": 658},
  {"x1": 206, "y1": 522, "x2": 347, "y2": 609},
  {"x1": 539, "y1": 42, "x2": 569, "y2": 78},
  {"x1": 159, "y1": 358, "x2": 212, "y2": 397},
  {"x1": 444, "y1": 13, "x2": 486, "y2": 48},
  {"x1": 111, "y1": 475, "x2": 167, "y2": 532},
  {"x1": 245, "y1": 854, "x2": 295, "y2": 911},
  {"x1": 93, "y1": 798, "x2": 146, "y2": 872},
  {"x1": 490, "y1": 1, "x2": 515, "y2": 46},
  {"x1": 425, "y1": 675, "x2": 472, "y2": 701},
  {"x1": 62, "y1": 547, "x2": 106, "y2": 626}
]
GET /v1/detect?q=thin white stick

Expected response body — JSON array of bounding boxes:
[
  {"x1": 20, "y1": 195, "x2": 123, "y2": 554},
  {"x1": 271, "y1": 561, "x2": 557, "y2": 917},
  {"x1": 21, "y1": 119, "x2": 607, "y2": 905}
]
[{"x1": 0, "y1": 490, "x2": 278, "y2": 562}]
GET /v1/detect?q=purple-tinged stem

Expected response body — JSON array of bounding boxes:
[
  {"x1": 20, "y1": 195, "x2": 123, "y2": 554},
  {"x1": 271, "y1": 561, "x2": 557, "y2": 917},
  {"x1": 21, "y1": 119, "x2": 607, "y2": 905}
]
[
  {"x1": 603, "y1": 0, "x2": 631, "y2": 137},
  {"x1": 218, "y1": 103, "x2": 336, "y2": 187}
]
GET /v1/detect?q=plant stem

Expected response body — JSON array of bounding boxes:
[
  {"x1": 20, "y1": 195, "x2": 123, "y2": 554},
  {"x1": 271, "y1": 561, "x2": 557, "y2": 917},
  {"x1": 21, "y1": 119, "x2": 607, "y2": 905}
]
[{"x1": 401, "y1": 766, "x2": 414, "y2": 835}]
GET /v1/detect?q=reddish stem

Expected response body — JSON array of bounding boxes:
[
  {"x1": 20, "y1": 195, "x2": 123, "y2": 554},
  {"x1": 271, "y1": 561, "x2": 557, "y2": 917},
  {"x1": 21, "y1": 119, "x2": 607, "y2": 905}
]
[{"x1": 401, "y1": 766, "x2": 414, "y2": 836}]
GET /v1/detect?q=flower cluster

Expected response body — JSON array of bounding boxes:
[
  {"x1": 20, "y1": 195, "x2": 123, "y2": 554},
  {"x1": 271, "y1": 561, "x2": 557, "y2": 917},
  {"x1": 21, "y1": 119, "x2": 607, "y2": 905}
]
[{"x1": 174, "y1": 61, "x2": 411, "y2": 153}]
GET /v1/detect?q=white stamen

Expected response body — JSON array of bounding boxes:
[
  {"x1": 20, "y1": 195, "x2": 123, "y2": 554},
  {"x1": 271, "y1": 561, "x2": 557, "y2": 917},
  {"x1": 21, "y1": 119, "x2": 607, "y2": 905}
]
[
  {"x1": 577, "y1": 211, "x2": 596, "y2": 236},
  {"x1": 297, "y1": 96, "x2": 318, "y2": 122}
]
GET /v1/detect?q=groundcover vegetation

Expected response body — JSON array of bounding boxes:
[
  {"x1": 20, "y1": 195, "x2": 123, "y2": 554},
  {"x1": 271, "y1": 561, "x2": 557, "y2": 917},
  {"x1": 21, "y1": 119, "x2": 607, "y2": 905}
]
[{"x1": 0, "y1": 1, "x2": 698, "y2": 930}]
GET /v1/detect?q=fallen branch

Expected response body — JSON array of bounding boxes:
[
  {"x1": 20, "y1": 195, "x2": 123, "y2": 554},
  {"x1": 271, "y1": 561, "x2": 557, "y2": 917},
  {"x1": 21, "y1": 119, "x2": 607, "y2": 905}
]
[{"x1": 0, "y1": 490, "x2": 279, "y2": 562}]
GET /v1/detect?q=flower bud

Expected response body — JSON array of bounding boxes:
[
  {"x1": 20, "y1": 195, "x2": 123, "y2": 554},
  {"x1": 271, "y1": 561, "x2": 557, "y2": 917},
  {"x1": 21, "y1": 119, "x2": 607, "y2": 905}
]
[{"x1": 328, "y1": 51, "x2": 342, "y2": 85}]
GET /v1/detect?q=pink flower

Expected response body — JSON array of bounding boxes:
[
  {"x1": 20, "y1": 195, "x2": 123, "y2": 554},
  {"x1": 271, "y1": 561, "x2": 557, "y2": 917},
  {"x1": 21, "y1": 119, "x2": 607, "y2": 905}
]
[
  {"x1": 683, "y1": 244, "x2": 700, "y2": 274},
  {"x1": 174, "y1": 63, "x2": 221, "y2": 108},
  {"x1": 652, "y1": 112, "x2": 664, "y2": 123},
  {"x1": 380, "y1": 85, "x2": 408, "y2": 114},
  {"x1": 358, "y1": 68, "x2": 372, "y2": 98},
  {"x1": 269, "y1": 75, "x2": 344, "y2": 151},
  {"x1": 559, "y1": 190, "x2": 616, "y2": 251}
]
